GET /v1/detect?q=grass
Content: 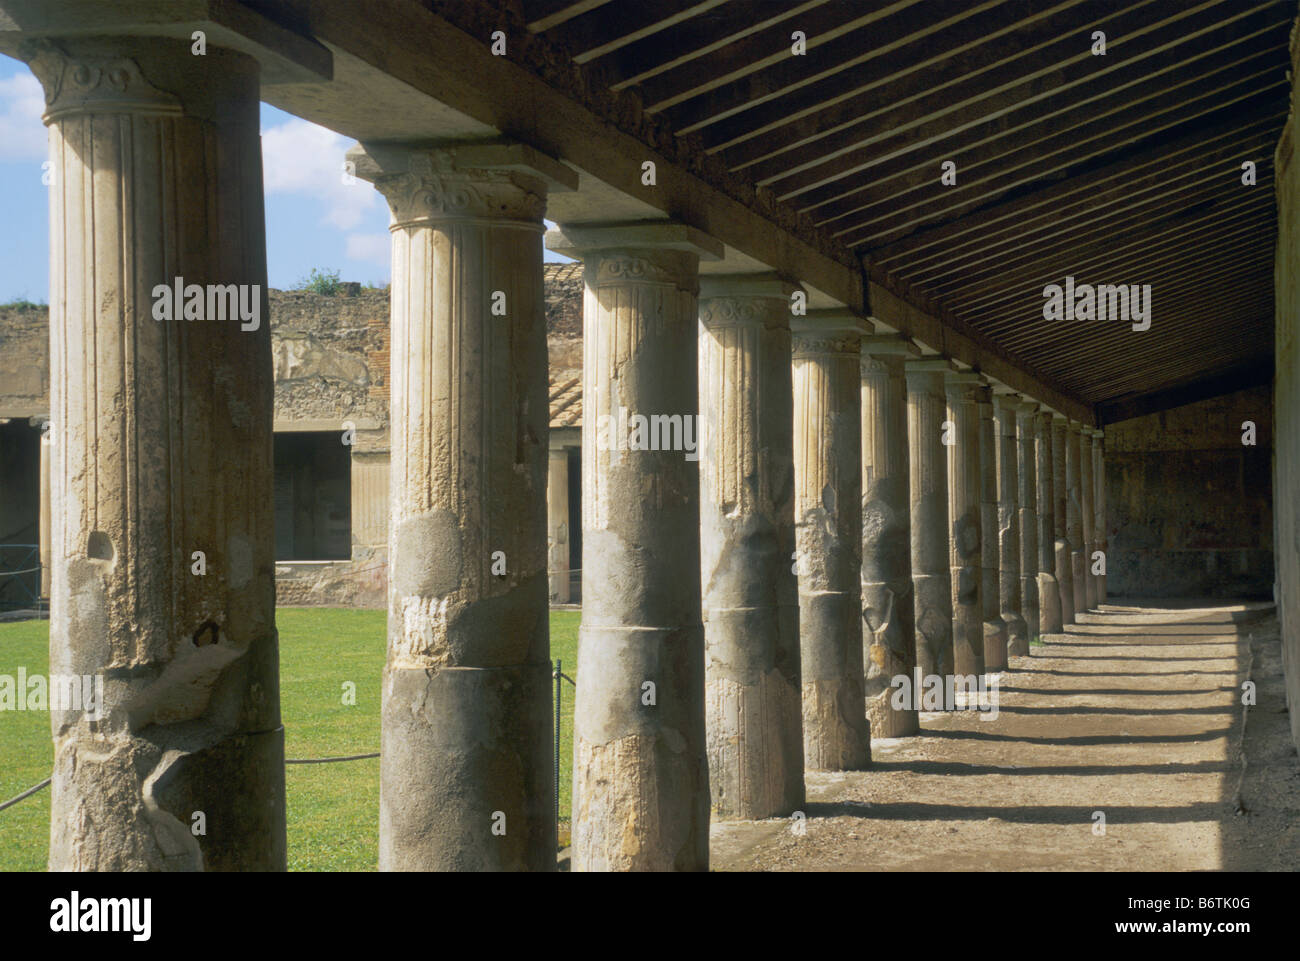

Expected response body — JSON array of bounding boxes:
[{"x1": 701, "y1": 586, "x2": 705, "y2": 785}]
[{"x1": 0, "y1": 607, "x2": 581, "y2": 871}]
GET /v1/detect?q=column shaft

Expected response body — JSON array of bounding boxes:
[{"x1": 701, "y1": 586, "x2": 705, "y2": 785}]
[
  {"x1": 978, "y1": 387, "x2": 1006, "y2": 670},
  {"x1": 861, "y1": 336, "x2": 920, "y2": 737},
  {"x1": 548, "y1": 448, "x2": 571, "y2": 604},
  {"x1": 549, "y1": 224, "x2": 716, "y2": 871},
  {"x1": 1094, "y1": 432, "x2": 1108, "y2": 602},
  {"x1": 357, "y1": 143, "x2": 558, "y2": 871},
  {"x1": 1066, "y1": 423, "x2": 1086, "y2": 616},
  {"x1": 946, "y1": 372, "x2": 985, "y2": 677},
  {"x1": 699, "y1": 277, "x2": 803, "y2": 818},
  {"x1": 907, "y1": 361, "x2": 955, "y2": 680},
  {"x1": 995, "y1": 397, "x2": 1028, "y2": 657},
  {"x1": 1036, "y1": 412, "x2": 1063, "y2": 633},
  {"x1": 1015, "y1": 402, "x2": 1040, "y2": 650},
  {"x1": 1051, "y1": 415, "x2": 1075, "y2": 624},
  {"x1": 794, "y1": 315, "x2": 870, "y2": 770},
  {"x1": 1080, "y1": 425, "x2": 1096, "y2": 610},
  {"x1": 31, "y1": 38, "x2": 282, "y2": 871}
]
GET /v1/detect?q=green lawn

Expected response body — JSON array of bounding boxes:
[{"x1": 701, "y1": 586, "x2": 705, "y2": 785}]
[{"x1": 0, "y1": 607, "x2": 581, "y2": 871}]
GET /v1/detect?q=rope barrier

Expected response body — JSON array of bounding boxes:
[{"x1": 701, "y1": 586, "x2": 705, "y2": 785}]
[{"x1": 0, "y1": 777, "x2": 50, "y2": 813}]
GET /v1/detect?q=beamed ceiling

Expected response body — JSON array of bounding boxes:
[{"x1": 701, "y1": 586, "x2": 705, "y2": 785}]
[{"x1": 520, "y1": 0, "x2": 1290, "y2": 420}]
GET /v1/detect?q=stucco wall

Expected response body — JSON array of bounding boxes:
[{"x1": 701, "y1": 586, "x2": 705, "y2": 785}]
[
  {"x1": 1104, "y1": 386, "x2": 1273, "y2": 600},
  {"x1": 1274, "y1": 19, "x2": 1300, "y2": 749}
]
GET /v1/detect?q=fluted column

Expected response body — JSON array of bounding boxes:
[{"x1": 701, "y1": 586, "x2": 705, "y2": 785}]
[
  {"x1": 1037, "y1": 411, "x2": 1063, "y2": 633},
  {"x1": 548, "y1": 222, "x2": 720, "y2": 871},
  {"x1": 39, "y1": 430, "x2": 50, "y2": 599},
  {"x1": 1066, "y1": 422, "x2": 1086, "y2": 616},
  {"x1": 907, "y1": 359, "x2": 955, "y2": 681},
  {"x1": 861, "y1": 335, "x2": 921, "y2": 738},
  {"x1": 26, "y1": 37, "x2": 282, "y2": 870},
  {"x1": 698, "y1": 274, "x2": 803, "y2": 819},
  {"x1": 977, "y1": 385, "x2": 1007, "y2": 671},
  {"x1": 994, "y1": 395, "x2": 1028, "y2": 658},
  {"x1": 1093, "y1": 430, "x2": 1107, "y2": 602},
  {"x1": 355, "y1": 143, "x2": 575, "y2": 871},
  {"x1": 1080, "y1": 423, "x2": 1096, "y2": 611},
  {"x1": 946, "y1": 371, "x2": 985, "y2": 677},
  {"x1": 793, "y1": 311, "x2": 871, "y2": 770},
  {"x1": 1015, "y1": 401, "x2": 1040, "y2": 651},
  {"x1": 1051, "y1": 414, "x2": 1075, "y2": 624}
]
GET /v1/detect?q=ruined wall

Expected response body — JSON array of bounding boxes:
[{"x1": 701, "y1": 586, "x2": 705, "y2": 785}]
[
  {"x1": 1105, "y1": 385, "x2": 1273, "y2": 599},
  {"x1": 1274, "y1": 18, "x2": 1300, "y2": 749}
]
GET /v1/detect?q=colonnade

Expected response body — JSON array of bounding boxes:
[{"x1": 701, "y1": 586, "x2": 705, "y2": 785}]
[{"x1": 21, "y1": 27, "x2": 1107, "y2": 872}]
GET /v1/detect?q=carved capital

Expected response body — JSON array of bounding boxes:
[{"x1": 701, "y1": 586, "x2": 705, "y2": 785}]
[
  {"x1": 792, "y1": 332, "x2": 860, "y2": 358},
  {"x1": 588, "y1": 250, "x2": 699, "y2": 291},
  {"x1": 698, "y1": 296, "x2": 770, "y2": 330},
  {"x1": 357, "y1": 148, "x2": 547, "y2": 227},
  {"x1": 22, "y1": 40, "x2": 183, "y2": 123}
]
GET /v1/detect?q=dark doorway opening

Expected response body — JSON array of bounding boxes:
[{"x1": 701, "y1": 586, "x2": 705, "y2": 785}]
[
  {"x1": 274, "y1": 431, "x2": 351, "y2": 561},
  {"x1": 0, "y1": 418, "x2": 41, "y2": 609}
]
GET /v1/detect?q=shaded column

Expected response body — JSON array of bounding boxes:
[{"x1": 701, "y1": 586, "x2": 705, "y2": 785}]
[
  {"x1": 1093, "y1": 430, "x2": 1108, "y2": 602},
  {"x1": 861, "y1": 335, "x2": 921, "y2": 738},
  {"x1": 548, "y1": 222, "x2": 720, "y2": 871},
  {"x1": 977, "y1": 384, "x2": 1007, "y2": 671},
  {"x1": 547, "y1": 447, "x2": 571, "y2": 603},
  {"x1": 39, "y1": 426, "x2": 50, "y2": 599},
  {"x1": 994, "y1": 395, "x2": 1028, "y2": 658},
  {"x1": 946, "y1": 371, "x2": 985, "y2": 677},
  {"x1": 793, "y1": 311, "x2": 871, "y2": 770},
  {"x1": 698, "y1": 274, "x2": 803, "y2": 819},
  {"x1": 1037, "y1": 411, "x2": 1063, "y2": 633},
  {"x1": 1080, "y1": 423, "x2": 1096, "y2": 611},
  {"x1": 1066, "y1": 421, "x2": 1086, "y2": 617},
  {"x1": 27, "y1": 37, "x2": 282, "y2": 870},
  {"x1": 1014, "y1": 400, "x2": 1041, "y2": 651},
  {"x1": 1051, "y1": 414, "x2": 1075, "y2": 624},
  {"x1": 355, "y1": 142, "x2": 575, "y2": 871},
  {"x1": 906, "y1": 359, "x2": 955, "y2": 681}
]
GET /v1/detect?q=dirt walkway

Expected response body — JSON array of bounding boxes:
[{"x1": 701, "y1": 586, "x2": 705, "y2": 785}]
[{"x1": 711, "y1": 600, "x2": 1299, "y2": 871}]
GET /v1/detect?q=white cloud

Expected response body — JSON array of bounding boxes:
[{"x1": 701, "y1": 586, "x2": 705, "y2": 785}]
[
  {"x1": 262, "y1": 116, "x2": 380, "y2": 230},
  {"x1": 345, "y1": 232, "x2": 390, "y2": 266},
  {"x1": 0, "y1": 72, "x2": 47, "y2": 161}
]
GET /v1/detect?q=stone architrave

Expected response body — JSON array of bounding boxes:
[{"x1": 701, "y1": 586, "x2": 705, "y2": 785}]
[
  {"x1": 860, "y1": 335, "x2": 921, "y2": 738},
  {"x1": 698, "y1": 274, "x2": 804, "y2": 819},
  {"x1": 906, "y1": 359, "x2": 956, "y2": 682},
  {"x1": 792, "y1": 311, "x2": 872, "y2": 771},
  {"x1": 353, "y1": 141, "x2": 578, "y2": 871},
  {"x1": 27, "y1": 37, "x2": 284, "y2": 871},
  {"x1": 548, "y1": 221, "x2": 722, "y2": 871}
]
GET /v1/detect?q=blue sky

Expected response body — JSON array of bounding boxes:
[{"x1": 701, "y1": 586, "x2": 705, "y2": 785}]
[{"x1": 0, "y1": 53, "x2": 566, "y2": 304}]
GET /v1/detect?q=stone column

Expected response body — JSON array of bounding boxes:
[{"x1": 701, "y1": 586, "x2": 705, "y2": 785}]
[
  {"x1": 977, "y1": 384, "x2": 1007, "y2": 671},
  {"x1": 39, "y1": 427, "x2": 50, "y2": 599},
  {"x1": 994, "y1": 395, "x2": 1028, "y2": 658},
  {"x1": 354, "y1": 142, "x2": 576, "y2": 871},
  {"x1": 698, "y1": 274, "x2": 803, "y2": 819},
  {"x1": 1093, "y1": 430, "x2": 1107, "y2": 602},
  {"x1": 1037, "y1": 411, "x2": 1063, "y2": 633},
  {"x1": 861, "y1": 335, "x2": 921, "y2": 738},
  {"x1": 26, "y1": 37, "x2": 282, "y2": 870},
  {"x1": 906, "y1": 359, "x2": 955, "y2": 681},
  {"x1": 547, "y1": 448, "x2": 571, "y2": 604},
  {"x1": 1051, "y1": 414, "x2": 1075, "y2": 624},
  {"x1": 1066, "y1": 422, "x2": 1086, "y2": 617},
  {"x1": 548, "y1": 221, "x2": 721, "y2": 871},
  {"x1": 945, "y1": 371, "x2": 985, "y2": 677},
  {"x1": 793, "y1": 311, "x2": 871, "y2": 770},
  {"x1": 1014, "y1": 401, "x2": 1040, "y2": 651},
  {"x1": 1080, "y1": 423, "x2": 1096, "y2": 611}
]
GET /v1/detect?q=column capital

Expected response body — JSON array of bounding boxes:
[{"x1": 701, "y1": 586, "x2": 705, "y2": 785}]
[
  {"x1": 350, "y1": 140, "x2": 575, "y2": 228},
  {"x1": 699, "y1": 271, "x2": 799, "y2": 300},
  {"x1": 944, "y1": 369, "x2": 985, "y2": 404},
  {"x1": 861, "y1": 334, "x2": 921, "y2": 359},
  {"x1": 905, "y1": 356, "x2": 955, "y2": 376},
  {"x1": 546, "y1": 220, "x2": 721, "y2": 290},
  {"x1": 792, "y1": 309, "x2": 872, "y2": 356},
  {"x1": 699, "y1": 273, "x2": 799, "y2": 330},
  {"x1": 994, "y1": 393, "x2": 1030, "y2": 414}
]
